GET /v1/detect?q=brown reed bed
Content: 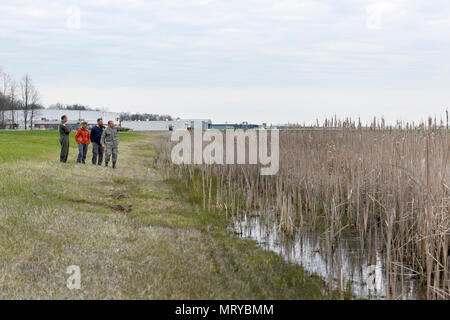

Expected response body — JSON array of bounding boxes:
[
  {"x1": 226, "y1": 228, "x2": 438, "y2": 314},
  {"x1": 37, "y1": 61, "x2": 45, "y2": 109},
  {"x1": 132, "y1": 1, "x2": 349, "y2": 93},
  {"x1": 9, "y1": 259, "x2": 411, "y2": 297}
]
[{"x1": 155, "y1": 117, "x2": 449, "y2": 299}]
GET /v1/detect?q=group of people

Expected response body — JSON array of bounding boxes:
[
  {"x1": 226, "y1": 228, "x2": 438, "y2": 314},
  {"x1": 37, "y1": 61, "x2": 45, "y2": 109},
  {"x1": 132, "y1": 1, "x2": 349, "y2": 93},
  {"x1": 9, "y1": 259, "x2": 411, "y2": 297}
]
[{"x1": 59, "y1": 116, "x2": 120, "y2": 168}]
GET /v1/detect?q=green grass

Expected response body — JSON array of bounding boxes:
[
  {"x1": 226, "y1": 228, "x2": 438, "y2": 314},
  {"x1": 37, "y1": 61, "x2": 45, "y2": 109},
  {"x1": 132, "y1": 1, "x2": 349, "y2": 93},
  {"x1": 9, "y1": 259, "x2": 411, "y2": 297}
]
[
  {"x1": 0, "y1": 130, "x2": 141, "y2": 162},
  {"x1": 0, "y1": 130, "x2": 328, "y2": 299}
]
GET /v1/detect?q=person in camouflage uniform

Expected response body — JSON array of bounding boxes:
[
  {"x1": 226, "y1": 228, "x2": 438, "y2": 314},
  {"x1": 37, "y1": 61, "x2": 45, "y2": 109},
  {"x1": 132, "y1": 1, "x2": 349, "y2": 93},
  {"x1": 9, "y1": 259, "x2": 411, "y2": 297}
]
[
  {"x1": 59, "y1": 115, "x2": 71, "y2": 163},
  {"x1": 101, "y1": 120, "x2": 119, "y2": 168}
]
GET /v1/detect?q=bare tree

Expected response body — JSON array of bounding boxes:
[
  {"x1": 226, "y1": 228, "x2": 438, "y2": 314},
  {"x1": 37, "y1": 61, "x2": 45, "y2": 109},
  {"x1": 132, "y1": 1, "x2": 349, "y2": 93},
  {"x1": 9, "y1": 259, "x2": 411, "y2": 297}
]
[
  {"x1": 48, "y1": 102, "x2": 65, "y2": 110},
  {"x1": 20, "y1": 74, "x2": 37, "y2": 130},
  {"x1": 29, "y1": 87, "x2": 41, "y2": 130},
  {"x1": 0, "y1": 69, "x2": 9, "y2": 124},
  {"x1": 1, "y1": 70, "x2": 41, "y2": 130},
  {"x1": 9, "y1": 77, "x2": 17, "y2": 128},
  {"x1": 0, "y1": 66, "x2": 3, "y2": 123}
]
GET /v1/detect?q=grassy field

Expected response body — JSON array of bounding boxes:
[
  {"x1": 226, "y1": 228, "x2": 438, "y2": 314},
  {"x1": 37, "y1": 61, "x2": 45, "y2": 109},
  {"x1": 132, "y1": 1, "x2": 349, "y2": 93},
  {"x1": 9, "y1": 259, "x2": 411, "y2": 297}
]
[{"x1": 0, "y1": 130, "x2": 327, "y2": 299}]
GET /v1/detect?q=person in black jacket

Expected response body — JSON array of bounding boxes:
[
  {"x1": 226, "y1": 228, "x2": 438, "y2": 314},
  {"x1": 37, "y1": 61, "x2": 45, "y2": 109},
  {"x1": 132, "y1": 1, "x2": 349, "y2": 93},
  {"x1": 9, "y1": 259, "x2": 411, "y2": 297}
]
[
  {"x1": 90, "y1": 118, "x2": 106, "y2": 165},
  {"x1": 59, "y1": 115, "x2": 71, "y2": 163}
]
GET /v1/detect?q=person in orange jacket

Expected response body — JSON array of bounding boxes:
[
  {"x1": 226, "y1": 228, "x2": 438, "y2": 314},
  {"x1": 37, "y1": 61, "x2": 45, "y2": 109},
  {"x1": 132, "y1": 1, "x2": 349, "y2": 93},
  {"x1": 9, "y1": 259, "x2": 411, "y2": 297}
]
[{"x1": 75, "y1": 122, "x2": 90, "y2": 164}]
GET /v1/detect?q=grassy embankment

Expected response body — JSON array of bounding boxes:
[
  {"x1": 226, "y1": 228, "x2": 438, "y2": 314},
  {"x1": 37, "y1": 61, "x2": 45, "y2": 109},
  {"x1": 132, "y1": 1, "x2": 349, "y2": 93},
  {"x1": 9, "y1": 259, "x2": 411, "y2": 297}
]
[{"x1": 0, "y1": 130, "x2": 328, "y2": 299}]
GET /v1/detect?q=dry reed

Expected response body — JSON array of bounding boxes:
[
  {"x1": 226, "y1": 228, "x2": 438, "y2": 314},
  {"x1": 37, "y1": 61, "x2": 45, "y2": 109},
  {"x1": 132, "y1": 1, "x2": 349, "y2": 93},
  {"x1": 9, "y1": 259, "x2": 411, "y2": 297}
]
[{"x1": 156, "y1": 117, "x2": 450, "y2": 299}]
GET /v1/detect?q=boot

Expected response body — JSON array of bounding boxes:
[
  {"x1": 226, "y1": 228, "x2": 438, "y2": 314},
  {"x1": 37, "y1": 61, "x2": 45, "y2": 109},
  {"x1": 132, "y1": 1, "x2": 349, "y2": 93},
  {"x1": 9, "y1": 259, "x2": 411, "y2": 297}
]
[
  {"x1": 112, "y1": 162, "x2": 116, "y2": 169},
  {"x1": 105, "y1": 162, "x2": 109, "y2": 167}
]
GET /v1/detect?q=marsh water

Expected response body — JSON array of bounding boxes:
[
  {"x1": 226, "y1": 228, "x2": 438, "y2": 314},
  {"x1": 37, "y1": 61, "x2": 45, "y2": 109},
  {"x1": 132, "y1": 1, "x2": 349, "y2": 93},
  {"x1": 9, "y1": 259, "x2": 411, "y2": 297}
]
[{"x1": 232, "y1": 212, "x2": 425, "y2": 299}]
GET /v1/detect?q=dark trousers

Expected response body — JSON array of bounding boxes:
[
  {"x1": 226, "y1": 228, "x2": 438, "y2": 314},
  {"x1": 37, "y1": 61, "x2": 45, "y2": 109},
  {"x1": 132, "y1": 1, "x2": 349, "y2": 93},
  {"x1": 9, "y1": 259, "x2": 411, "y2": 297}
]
[
  {"x1": 60, "y1": 138, "x2": 69, "y2": 163},
  {"x1": 77, "y1": 143, "x2": 88, "y2": 163},
  {"x1": 92, "y1": 142, "x2": 104, "y2": 165}
]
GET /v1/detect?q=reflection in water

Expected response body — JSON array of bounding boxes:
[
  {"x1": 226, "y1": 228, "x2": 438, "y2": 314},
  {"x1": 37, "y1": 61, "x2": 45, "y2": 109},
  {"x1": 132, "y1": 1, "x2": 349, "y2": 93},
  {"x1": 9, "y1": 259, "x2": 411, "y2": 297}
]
[{"x1": 232, "y1": 212, "x2": 424, "y2": 299}]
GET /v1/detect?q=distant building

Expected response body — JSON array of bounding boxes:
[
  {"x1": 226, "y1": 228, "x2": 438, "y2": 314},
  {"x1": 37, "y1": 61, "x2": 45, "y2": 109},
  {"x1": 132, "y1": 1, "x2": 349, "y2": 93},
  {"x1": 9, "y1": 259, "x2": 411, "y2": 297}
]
[
  {"x1": 121, "y1": 119, "x2": 212, "y2": 131},
  {"x1": 3, "y1": 109, "x2": 120, "y2": 130},
  {"x1": 211, "y1": 122, "x2": 259, "y2": 130},
  {"x1": 2, "y1": 110, "x2": 264, "y2": 132}
]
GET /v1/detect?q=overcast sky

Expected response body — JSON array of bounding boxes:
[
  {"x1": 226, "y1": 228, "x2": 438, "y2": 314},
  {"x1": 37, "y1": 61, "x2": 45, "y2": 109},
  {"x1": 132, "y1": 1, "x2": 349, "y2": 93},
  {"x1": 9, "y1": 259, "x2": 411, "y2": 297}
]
[{"x1": 1, "y1": 0, "x2": 450, "y2": 124}]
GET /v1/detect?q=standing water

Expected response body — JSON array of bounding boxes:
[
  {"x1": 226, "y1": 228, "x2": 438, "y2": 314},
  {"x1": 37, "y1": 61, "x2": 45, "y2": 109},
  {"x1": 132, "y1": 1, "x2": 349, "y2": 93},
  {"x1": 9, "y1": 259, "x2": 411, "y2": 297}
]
[{"x1": 232, "y1": 211, "x2": 425, "y2": 299}]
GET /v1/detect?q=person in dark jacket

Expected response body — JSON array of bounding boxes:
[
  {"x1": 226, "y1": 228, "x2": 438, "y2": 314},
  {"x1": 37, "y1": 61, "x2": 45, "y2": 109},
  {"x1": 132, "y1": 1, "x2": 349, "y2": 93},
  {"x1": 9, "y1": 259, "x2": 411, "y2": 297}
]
[
  {"x1": 59, "y1": 115, "x2": 71, "y2": 163},
  {"x1": 90, "y1": 118, "x2": 106, "y2": 165}
]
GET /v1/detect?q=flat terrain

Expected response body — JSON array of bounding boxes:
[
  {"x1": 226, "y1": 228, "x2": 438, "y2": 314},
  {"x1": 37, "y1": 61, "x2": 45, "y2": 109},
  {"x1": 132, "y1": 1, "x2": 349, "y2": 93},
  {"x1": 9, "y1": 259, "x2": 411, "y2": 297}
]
[{"x1": 0, "y1": 130, "x2": 327, "y2": 299}]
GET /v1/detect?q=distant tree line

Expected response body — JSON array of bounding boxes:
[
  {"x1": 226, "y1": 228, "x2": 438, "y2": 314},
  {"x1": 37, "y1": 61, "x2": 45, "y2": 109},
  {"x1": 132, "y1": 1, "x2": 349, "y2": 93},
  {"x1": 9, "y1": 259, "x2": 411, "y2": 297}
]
[
  {"x1": 48, "y1": 102, "x2": 101, "y2": 111},
  {"x1": 0, "y1": 67, "x2": 44, "y2": 129},
  {"x1": 120, "y1": 113, "x2": 175, "y2": 121}
]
